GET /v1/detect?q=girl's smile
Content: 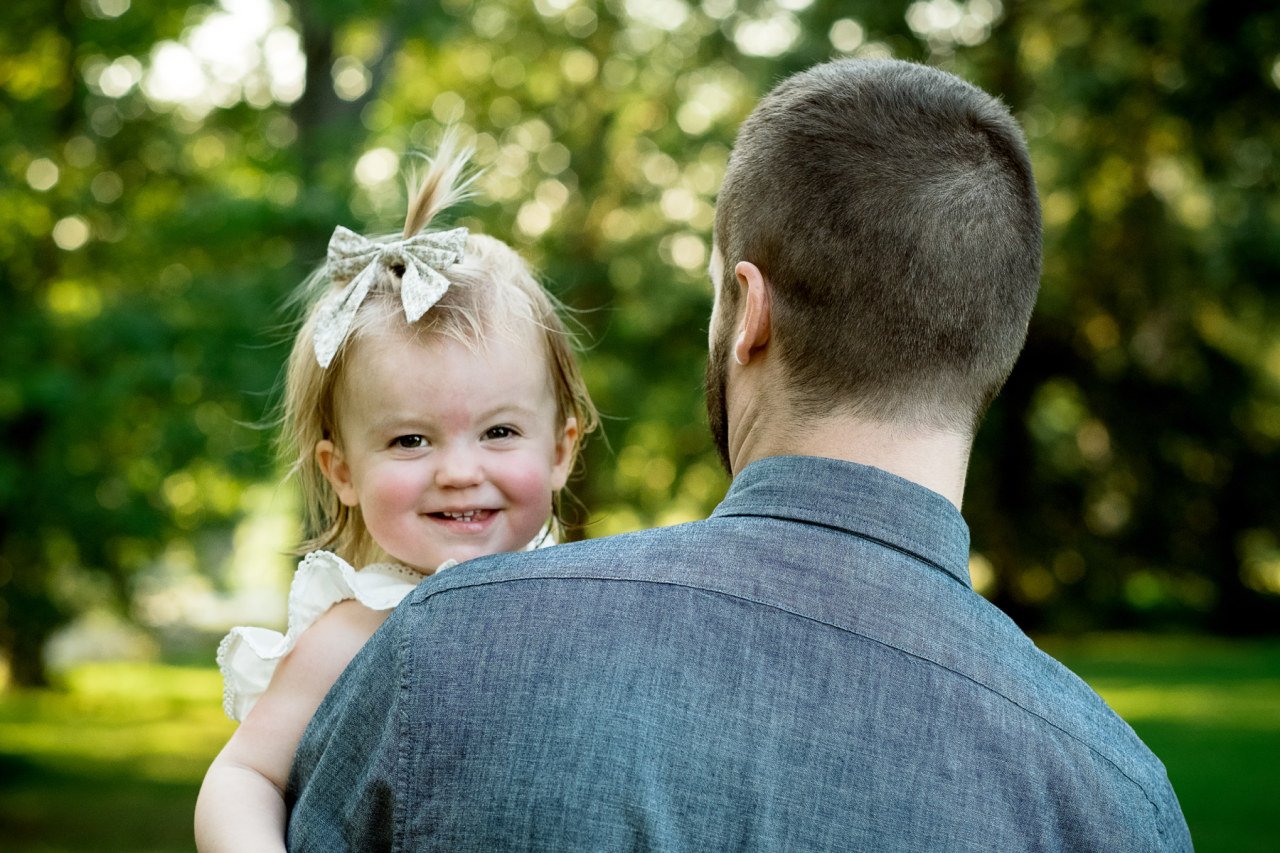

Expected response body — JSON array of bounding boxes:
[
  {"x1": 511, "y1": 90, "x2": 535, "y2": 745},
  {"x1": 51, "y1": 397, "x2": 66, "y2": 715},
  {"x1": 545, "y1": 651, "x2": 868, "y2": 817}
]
[
  {"x1": 426, "y1": 507, "x2": 500, "y2": 535},
  {"x1": 315, "y1": 328, "x2": 577, "y2": 574}
]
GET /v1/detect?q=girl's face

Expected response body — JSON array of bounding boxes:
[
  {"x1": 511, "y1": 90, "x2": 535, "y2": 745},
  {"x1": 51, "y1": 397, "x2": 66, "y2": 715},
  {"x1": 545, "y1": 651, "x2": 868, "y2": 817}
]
[{"x1": 316, "y1": 329, "x2": 577, "y2": 574}]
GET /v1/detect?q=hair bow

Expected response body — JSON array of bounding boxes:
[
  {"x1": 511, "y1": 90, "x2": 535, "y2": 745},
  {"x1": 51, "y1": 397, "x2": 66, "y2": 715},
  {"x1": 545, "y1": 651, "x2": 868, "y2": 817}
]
[{"x1": 312, "y1": 225, "x2": 469, "y2": 368}]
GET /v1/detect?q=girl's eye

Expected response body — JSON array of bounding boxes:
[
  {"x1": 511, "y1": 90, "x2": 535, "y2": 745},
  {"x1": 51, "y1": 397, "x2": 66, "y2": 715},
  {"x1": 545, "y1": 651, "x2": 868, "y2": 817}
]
[
  {"x1": 393, "y1": 435, "x2": 426, "y2": 449},
  {"x1": 485, "y1": 425, "x2": 518, "y2": 440}
]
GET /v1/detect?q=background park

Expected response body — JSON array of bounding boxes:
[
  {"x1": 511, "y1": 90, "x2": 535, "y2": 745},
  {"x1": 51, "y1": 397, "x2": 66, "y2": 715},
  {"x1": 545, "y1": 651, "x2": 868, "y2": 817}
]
[{"x1": 2, "y1": 0, "x2": 1278, "y2": 849}]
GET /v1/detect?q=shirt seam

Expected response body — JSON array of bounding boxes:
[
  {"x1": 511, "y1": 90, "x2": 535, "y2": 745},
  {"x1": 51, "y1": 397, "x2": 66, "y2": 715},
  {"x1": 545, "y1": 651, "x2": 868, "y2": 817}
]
[
  {"x1": 413, "y1": 573, "x2": 1166, "y2": 821},
  {"x1": 713, "y1": 510, "x2": 971, "y2": 589},
  {"x1": 391, "y1": 615, "x2": 411, "y2": 853}
]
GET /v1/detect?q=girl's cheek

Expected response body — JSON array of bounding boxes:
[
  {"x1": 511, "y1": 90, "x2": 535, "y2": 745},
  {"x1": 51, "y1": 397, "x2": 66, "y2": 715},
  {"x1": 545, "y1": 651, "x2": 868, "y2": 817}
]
[
  {"x1": 375, "y1": 463, "x2": 434, "y2": 506},
  {"x1": 500, "y1": 455, "x2": 558, "y2": 504}
]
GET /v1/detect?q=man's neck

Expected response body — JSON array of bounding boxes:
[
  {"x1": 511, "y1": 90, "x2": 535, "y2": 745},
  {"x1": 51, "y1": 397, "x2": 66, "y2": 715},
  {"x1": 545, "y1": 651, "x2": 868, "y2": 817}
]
[{"x1": 731, "y1": 414, "x2": 972, "y2": 509}]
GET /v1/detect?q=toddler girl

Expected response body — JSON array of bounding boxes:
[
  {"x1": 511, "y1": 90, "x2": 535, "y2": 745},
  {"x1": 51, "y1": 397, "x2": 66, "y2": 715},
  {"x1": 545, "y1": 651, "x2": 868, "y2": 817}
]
[{"x1": 194, "y1": 136, "x2": 596, "y2": 852}]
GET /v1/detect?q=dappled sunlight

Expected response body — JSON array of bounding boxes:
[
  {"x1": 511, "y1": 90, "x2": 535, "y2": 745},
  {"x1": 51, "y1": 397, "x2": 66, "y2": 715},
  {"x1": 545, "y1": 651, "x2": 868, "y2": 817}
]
[
  {"x1": 2, "y1": 0, "x2": 1277, "y2": 799},
  {"x1": 0, "y1": 663, "x2": 233, "y2": 784},
  {"x1": 132, "y1": 483, "x2": 296, "y2": 636},
  {"x1": 1092, "y1": 680, "x2": 1280, "y2": 730},
  {"x1": 1039, "y1": 635, "x2": 1280, "y2": 733},
  {"x1": 138, "y1": 0, "x2": 304, "y2": 119},
  {"x1": 906, "y1": 0, "x2": 1003, "y2": 51},
  {"x1": 967, "y1": 552, "x2": 996, "y2": 596},
  {"x1": 1, "y1": 3, "x2": 1278, "y2": 850},
  {"x1": 1239, "y1": 530, "x2": 1280, "y2": 595}
]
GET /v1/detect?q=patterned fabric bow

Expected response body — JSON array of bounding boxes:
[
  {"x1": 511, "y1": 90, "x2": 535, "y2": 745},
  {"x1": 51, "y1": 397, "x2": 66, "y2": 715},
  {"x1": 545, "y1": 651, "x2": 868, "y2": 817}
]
[{"x1": 312, "y1": 225, "x2": 468, "y2": 368}]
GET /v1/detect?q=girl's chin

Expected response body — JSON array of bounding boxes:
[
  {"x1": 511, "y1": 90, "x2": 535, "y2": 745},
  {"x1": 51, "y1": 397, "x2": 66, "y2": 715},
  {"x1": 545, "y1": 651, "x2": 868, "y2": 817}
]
[{"x1": 405, "y1": 542, "x2": 520, "y2": 572}]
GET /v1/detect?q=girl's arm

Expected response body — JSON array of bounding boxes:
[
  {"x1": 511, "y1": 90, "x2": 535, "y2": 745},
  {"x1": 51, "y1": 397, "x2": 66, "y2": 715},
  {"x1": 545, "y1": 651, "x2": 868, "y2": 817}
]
[{"x1": 194, "y1": 601, "x2": 392, "y2": 853}]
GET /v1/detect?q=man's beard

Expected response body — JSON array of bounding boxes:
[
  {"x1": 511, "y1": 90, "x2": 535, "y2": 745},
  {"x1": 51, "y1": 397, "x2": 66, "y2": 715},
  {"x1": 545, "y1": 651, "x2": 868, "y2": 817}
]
[{"x1": 704, "y1": 324, "x2": 732, "y2": 475}]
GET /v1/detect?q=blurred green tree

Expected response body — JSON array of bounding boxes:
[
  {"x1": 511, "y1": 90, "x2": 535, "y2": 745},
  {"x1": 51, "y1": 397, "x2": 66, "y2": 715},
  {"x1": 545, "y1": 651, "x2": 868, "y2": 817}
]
[
  {"x1": 4, "y1": 0, "x2": 321, "y2": 684},
  {"x1": 1, "y1": 0, "x2": 1276, "y2": 686},
  {"x1": 955, "y1": 1, "x2": 1280, "y2": 633}
]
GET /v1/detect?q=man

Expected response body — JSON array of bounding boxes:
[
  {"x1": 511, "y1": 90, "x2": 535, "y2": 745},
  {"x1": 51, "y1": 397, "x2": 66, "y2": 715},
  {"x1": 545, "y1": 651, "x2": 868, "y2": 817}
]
[{"x1": 287, "y1": 59, "x2": 1191, "y2": 851}]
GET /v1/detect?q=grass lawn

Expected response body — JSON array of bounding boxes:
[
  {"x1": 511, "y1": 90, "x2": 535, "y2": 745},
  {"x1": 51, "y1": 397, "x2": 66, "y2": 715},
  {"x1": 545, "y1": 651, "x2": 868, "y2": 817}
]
[
  {"x1": 0, "y1": 635, "x2": 1276, "y2": 851},
  {"x1": 0, "y1": 663, "x2": 235, "y2": 853},
  {"x1": 1039, "y1": 633, "x2": 1280, "y2": 852}
]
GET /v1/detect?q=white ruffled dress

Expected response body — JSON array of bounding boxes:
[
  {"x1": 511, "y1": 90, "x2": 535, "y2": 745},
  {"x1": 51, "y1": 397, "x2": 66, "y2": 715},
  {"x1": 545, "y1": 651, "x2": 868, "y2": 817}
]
[{"x1": 216, "y1": 550, "x2": 442, "y2": 722}]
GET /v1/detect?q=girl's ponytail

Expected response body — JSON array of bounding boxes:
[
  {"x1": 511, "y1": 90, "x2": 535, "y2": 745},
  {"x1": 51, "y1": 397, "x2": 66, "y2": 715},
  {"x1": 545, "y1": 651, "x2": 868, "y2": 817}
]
[{"x1": 403, "y1": 129, "x2": 475, "y2": 238}]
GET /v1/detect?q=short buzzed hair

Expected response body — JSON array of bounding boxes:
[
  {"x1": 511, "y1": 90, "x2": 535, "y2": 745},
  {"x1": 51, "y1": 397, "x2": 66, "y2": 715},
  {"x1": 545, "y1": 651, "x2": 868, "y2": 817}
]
[{"x1": 715, "y1": 59, "x2": 1042, "y2": 432}]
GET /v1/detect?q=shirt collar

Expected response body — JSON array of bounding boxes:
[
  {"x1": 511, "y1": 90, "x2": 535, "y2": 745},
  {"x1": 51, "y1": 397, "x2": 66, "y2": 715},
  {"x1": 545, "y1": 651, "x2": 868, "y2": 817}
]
[{"x1": 711, "y1": 455, "x2": 973, "y2": 588}]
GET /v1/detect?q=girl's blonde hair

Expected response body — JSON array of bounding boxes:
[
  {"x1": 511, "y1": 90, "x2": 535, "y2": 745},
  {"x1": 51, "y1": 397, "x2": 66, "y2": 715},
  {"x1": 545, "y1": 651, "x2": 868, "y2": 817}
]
[{"x1": 281, "y1": 134, "x2": 597, "y2": 567}]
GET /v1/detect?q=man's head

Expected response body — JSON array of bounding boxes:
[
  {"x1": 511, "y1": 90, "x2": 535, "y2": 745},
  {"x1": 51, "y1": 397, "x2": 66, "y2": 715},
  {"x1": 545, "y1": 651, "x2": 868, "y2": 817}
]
[{"x1": 708, "y1": 59, "x2": 1041, "y2": 469}]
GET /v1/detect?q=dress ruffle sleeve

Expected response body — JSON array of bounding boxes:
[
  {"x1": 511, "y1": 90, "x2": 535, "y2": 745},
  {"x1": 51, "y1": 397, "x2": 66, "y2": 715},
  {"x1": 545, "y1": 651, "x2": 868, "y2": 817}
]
[{"x1": 216, "y1": 551, "x2": 430, "y2": 721}]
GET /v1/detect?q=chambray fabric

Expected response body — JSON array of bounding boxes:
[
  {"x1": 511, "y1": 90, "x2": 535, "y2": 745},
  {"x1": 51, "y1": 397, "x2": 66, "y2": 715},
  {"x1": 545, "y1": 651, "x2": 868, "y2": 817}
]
[{"x1": 287, "y1": 455, "x2": 1192, "y2": 852}]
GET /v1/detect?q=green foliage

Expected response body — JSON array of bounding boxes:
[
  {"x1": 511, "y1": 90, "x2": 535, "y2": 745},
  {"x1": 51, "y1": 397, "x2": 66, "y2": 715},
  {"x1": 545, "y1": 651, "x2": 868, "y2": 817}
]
[
  {"x1": 1, "y1": 0, "x2": 297, "y2": 684},
  {"x1": 1, "y1": 0, "x2": 1277, "y2": 684},
  {"x1": 956, "y1": 2, "x2": 1280, "y2": 630}
]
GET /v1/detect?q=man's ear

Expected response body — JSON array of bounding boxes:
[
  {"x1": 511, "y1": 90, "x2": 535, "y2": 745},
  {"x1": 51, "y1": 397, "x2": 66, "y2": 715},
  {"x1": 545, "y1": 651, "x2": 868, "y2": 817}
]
[
  {"x1": 549, "y1": 417, "x2": 579, "y2": 492},
  {"x1": 732, "y1": 261, "x2": 772, "y2": 366},
  {"x1": 316, "y1": 440, "x2": 359, "y2": 507}
]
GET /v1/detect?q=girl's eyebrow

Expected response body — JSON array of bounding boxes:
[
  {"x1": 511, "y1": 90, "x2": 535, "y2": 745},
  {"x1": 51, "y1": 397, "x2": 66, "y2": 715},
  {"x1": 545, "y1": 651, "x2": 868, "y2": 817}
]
[
  {"x1": 366, "y1": 403, "x2": 539, "y2": 432},
  {"x1": 365, "y1": 413, "x2": 434, "y2": 433},
  {"x1": 476, "y1": 403, "x2": 539, "y2": 421}
]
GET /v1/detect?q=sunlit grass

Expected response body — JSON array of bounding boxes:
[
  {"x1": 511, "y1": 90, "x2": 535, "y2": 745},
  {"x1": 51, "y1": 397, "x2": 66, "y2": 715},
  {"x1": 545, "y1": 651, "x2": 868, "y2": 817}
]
[
  {"x1": 1041, "y1": 634, "x2": 1280, "y2": 853},
  {"x1": 0, "y1": 663, "x2": 234, "y2": 852},
  {"x1": 0, "y1": 639, "x2": 1276, "y2": 851},
  {"x1": 0, "y1": 664, "x2": 233, "y2": 779}
]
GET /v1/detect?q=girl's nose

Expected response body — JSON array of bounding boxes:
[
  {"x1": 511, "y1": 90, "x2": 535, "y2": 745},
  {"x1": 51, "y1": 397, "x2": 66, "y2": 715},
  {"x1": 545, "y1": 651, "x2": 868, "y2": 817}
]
[{"x1": 433, "y1": 445, "x2": 484, "y2": 488}]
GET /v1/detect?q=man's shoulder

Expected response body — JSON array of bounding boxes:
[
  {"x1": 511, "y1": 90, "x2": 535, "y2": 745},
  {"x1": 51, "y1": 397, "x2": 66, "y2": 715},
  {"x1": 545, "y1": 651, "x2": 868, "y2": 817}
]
[
  {"x1": 370, "y1": 517, "x2": 1188, "y2": 849},
  {"x1": 985, "y1": 632, "x2": 1183, "y2": 808},
  {"x1": 410, "y1": 520, "x2": 714, "y2": 602}
]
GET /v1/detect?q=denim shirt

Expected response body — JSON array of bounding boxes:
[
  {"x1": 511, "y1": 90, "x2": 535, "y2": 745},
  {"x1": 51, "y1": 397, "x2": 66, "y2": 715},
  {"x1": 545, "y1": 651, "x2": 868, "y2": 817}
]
[{"x1": 287, "y1": 455, "x2": 1191, "y2": 852}]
